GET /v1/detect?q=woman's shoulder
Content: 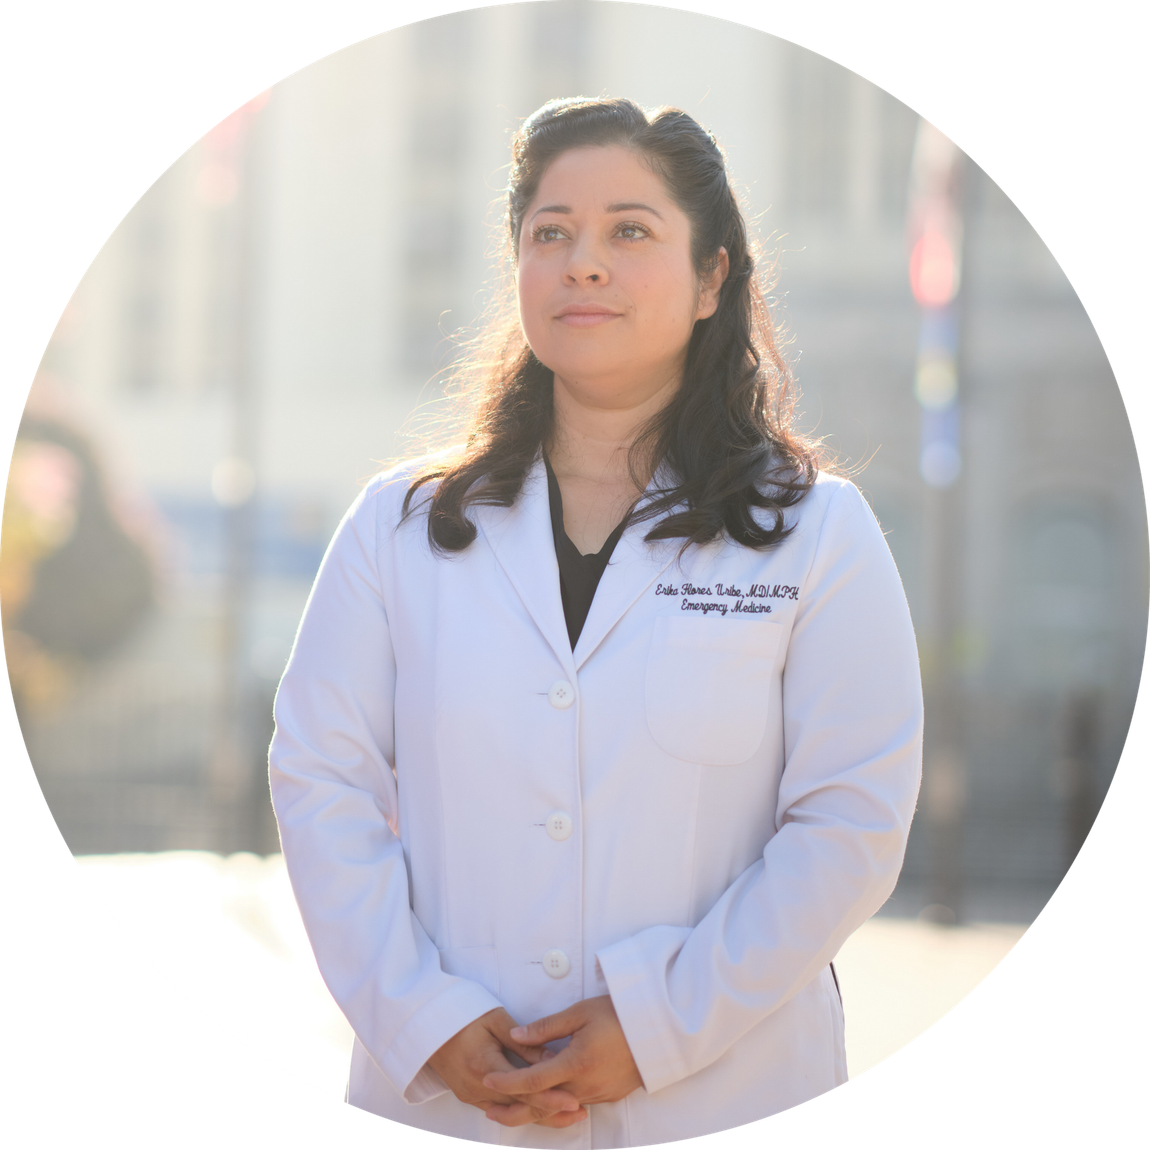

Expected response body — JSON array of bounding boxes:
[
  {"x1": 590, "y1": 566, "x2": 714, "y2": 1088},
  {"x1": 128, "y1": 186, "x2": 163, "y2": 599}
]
[
  {"x1": 755, "y1": 463, "x2": 860, "y2": 516},
  {"x1": 790, "y1": 472, "x2": 899, "y2": 581},
  {"x1": 806, "y1": 469, "x2": 867, "y2": 509},
  {"x1": 772, "y1": 469, "x2": 883, "y2": 548},
  {"x1": 352, "y1": 446, "x2": 463, "y2": 521}
]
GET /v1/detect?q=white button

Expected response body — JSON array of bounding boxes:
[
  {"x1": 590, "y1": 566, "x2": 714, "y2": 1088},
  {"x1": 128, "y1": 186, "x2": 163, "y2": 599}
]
[
  {"x1": 548, "y1": 680, "x2": 575, "y2": 709},
  {"x1": 542, "y1": 949, "x2": 570, "y2": 979},
  {"x1": 546, "y1": 811, "x2": 573, "y2": 841}
]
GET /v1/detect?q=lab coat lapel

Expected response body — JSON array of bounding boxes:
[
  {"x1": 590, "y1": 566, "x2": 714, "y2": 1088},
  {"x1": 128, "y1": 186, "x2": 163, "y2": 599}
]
[
  {"x1": 573, "y1": 479, "x2": 682, "y2": 672},
  {"x1": 476, "y1": 457, "x2": 576, "y2": 676}
]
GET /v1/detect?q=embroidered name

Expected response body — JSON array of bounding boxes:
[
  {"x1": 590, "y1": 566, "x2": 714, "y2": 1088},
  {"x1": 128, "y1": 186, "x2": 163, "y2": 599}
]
[
  {"x1": 659, "y1": 579, "x2": 799, "y2": 616},
  {"x1": 658, "y1": 580, "x2": 798, "y2": 601}
]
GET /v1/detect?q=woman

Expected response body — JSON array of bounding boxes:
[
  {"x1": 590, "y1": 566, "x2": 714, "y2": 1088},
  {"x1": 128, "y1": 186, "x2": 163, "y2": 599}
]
[{"x1": 269, "y1": 96, "x2": 922, "y2": 1147}]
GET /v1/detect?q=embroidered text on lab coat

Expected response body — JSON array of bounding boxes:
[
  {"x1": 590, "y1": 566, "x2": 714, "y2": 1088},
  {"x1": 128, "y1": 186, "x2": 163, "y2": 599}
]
[{"x1": 655, "y1": 580, "x2": 801, "y2": 616}]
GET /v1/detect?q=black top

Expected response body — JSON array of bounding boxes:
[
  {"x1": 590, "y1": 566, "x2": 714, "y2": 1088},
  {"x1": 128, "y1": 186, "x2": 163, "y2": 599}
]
[{"x1": 543, "y1": 454, "x2": 631, "y2": 649}]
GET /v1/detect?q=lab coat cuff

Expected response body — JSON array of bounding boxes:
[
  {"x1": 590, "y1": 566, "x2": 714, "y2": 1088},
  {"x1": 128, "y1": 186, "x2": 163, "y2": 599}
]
[
  {"x1": 595, "y1": 927, "x2": 693, "y2": 1095},
  {"x1": 384, "y1": 979, "x2": 503, "y2": 1105}
]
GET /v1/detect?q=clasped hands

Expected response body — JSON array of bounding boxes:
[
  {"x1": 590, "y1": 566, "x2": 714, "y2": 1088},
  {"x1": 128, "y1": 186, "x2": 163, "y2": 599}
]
[{"x1": 426, "y1": 995, "x2": 643, "y2": 1128}]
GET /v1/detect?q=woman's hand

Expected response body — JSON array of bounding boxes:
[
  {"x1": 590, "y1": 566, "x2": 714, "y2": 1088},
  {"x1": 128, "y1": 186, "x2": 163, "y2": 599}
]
[
  {"x1": 427, "y1": 1008, "x2": 588, "y2": 1128},
  {"x1": 481, "y1": 996, "x2": 644, "y2": 1117}
]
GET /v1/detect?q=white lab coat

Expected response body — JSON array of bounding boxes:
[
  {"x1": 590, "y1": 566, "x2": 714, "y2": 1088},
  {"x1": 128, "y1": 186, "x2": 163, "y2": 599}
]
[{"x1": 269, "y1": 455, "x2": 923, "y2": 1148}]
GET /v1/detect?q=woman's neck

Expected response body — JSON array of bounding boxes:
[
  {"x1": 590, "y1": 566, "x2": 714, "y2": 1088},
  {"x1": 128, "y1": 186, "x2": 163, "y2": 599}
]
[
  {"x1": 545, "y1": 370, "x2": 677, "y2": 554},
  {"x1": 547, "y1": 370, "x2": 676, "y2": 483}
]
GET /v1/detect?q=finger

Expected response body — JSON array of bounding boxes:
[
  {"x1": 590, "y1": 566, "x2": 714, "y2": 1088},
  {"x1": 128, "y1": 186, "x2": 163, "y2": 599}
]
[
  {"x1": 470, "y1": 1044, "x2": 571, "y2": 1110},
  {"x1": 502, "y1": 1041, "x2": 548, "y2": 1066},
  {"x1": 537, "y1": 1114, "x2": 589, "y2": 1129},
  {"x1": 499, "y1": 1047, "x2": 534, "y2": 1070},
  {"x1": 483, "y1": 1048, "x2": 576, "y2": 1096},
  {"x1": 483, "y1": 1102, "x2": 549, "y2": 1128},
  {"x1": 487, "y1": 1015, "x2": 552, "y2": 1066},
  {"x1": 507, "y1": 1004, "x2": 584, "y2": 1048},
  {"x1": 485, "y1": 1102, "x2": 588, "y2": 1129},
  {"x1": 473, "y1": 1048, "x2": 533, "y2": 1106},
  {"x1": 485, "y1": 1086, "x2": 580, "y2": 1112},
  {"x1": 516, "y1": 1087, "x2": 582, "y2": 1112},
  {"x1": 478, "y1": 1099, "x2": 572, "y2": 1127}
]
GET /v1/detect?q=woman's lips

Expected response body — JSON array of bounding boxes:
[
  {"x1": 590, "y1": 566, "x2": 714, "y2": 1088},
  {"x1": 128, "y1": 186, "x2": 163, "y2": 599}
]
[{"x1": 555, "y1": 307, "x2": 621, "y2": 327}]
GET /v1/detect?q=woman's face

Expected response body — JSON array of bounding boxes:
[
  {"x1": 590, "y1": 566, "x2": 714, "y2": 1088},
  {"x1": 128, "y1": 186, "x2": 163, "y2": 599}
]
[{"x1": 517, "y1": 144, "x2": 726, "y2": 410}]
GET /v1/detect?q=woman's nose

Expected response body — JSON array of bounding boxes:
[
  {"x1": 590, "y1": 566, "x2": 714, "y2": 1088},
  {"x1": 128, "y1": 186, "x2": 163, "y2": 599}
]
[{"x1": 563, "y1": 238, "x2": 609, "y2": 285}]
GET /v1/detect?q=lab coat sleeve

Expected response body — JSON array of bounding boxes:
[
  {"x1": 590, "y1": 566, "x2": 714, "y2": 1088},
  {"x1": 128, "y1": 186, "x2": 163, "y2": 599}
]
[
  {"x1": 595, "y1": 479, "x2": 923, "y2": 1093},
  {"x1": 269, "y1": 475, "x2": 501, "y2": 1105}
]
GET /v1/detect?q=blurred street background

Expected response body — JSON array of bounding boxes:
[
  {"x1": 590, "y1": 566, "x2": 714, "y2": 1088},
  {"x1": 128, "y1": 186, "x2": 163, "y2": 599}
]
[{"x1": 3, "y1": 1, "x2": 1145, "y2": 1074}]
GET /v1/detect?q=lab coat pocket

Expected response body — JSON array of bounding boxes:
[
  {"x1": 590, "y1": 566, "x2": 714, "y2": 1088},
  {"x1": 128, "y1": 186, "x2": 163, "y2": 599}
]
[
  {"x1": 645, "y1": 614, "x2": 785, "y2": 765},
  {"x1": 438, "y1": 946, "x2": 500, "y2": 998}
]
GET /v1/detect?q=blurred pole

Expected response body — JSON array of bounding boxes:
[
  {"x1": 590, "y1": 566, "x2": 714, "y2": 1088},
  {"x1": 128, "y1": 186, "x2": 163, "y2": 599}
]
[
  {"x1": 207, "y1": 93, "x2": 269, "y2": 854},
  {"x1": 907, "y1": 120, "x2": 968, "y2": 923},
  {"x1": 1062, "y1": 691, "x2": 1100, "y2": 868}
]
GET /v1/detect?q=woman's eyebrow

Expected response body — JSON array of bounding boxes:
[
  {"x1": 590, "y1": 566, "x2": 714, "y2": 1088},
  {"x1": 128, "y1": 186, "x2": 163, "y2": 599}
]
[
  {"x1": 606, "y1": 201, "x2": 664, "y2": 218},
  {"x1": 529, "y1": 201, "x2": 665, "y2": 221}
]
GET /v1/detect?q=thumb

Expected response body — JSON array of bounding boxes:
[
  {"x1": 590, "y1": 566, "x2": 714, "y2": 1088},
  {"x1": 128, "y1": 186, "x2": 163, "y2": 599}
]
[{"x1": 509, "y1": 1004, "x2": 584, "y2": 1047}]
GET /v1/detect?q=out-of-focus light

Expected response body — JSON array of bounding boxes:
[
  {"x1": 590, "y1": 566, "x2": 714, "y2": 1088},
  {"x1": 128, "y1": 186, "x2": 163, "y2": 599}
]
[
  {"x1": 909, "y1": 229, "x2": 958, "y2": 307},
  {"x1": 211, "y1": 458, "x2": 255, "y2": 507},
  {"x1": 917, "y1": 305, "x2": 959, "y2": 358},
  {"x1": 9, "y1": 440, "x2": 81, "y2": 534},
  {"x1": 920, "y1": 441, "x2": 961, "y2": 488},
  {"x1": 196, "y1": 163, "x2": 239, "y2": 207},
  {"x1": 915, "y1": 356, "x2": 958, "y2": 409}
]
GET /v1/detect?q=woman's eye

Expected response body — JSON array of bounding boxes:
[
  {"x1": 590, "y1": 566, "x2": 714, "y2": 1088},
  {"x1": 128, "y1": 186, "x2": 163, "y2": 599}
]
[
  {"x1": 616, "y1": 222, "x2": 648, "y2": 240},
  {"x1": 533, "y1": 225, "x2": 565, "y2": 243}
]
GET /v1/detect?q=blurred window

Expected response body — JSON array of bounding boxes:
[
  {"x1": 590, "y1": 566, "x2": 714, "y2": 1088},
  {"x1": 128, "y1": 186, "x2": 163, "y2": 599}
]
[
  {"x1": 400, "y1": 19, "x2": 470, "y2": 372},
  {"x1": 786, "y1": 53, "x2": 850, "y2": 216},
  {"x1": 124, "y1": 211, "x2": 167, "y2": 395},
  {"x1": 1010, "y1": 503, "x2": 1120, "y2": 691}
]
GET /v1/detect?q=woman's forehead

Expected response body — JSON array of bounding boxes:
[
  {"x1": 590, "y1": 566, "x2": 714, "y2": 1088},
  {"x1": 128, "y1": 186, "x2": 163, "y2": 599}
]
[{"x1": 530, "y1": 145, "x2": 672, "y2": 210}]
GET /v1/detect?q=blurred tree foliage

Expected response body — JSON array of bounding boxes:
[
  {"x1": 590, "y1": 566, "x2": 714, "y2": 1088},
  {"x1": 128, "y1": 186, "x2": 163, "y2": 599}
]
[{"x1": 2, "y1": 416, "x2": 155, "y2": 724}]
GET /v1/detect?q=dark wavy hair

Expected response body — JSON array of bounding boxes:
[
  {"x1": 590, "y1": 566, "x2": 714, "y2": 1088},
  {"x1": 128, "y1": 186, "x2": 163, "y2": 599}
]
[{"x1": 402, "y1": 96, "x2": 818, "y2": 552}]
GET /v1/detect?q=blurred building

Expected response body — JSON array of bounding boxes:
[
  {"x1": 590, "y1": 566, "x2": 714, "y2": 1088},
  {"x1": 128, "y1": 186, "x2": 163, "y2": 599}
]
[{"x1": 10, "y1": 3, "x2": 1146, "y2": 917}]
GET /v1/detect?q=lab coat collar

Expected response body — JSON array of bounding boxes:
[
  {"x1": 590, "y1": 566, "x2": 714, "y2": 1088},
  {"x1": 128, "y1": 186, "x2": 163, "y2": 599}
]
[
  {"x1": 476, "y1": 454, "x2": 682, "y2": 675},
  {"x1": 476, "y1": 456, "x2": 577, "y2": 676},
  {"x1": 573, "y1": 468, "x2": 682, "y2": 671}
]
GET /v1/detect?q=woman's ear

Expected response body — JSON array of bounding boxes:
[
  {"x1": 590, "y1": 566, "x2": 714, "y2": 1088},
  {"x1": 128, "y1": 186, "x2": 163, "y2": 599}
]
[{"x1": 696, "y1": 247, "x2": 730, "y2": 321}]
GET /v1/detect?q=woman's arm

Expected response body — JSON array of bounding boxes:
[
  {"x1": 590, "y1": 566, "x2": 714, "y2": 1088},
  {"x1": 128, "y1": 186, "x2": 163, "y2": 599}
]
[
  {"x1": 270, "y1": 475, "x2": 505, "y2": 1105},
  {"x1": 604, "y1": 480, "x2": 922, "y2": 1093},
  {"x1": 488, "y1": 479, "x2": 923, "y2": 1100}
]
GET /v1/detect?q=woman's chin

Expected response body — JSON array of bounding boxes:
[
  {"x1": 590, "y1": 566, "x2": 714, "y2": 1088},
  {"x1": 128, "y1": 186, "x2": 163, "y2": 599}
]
[{"x1": 550, "y1": 353, "x2": 684, "y2": 397}]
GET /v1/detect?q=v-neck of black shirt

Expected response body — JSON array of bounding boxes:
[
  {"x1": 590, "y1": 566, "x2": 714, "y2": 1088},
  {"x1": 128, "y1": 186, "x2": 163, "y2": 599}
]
[{"x1": 543, "y1": 454, "x2": 632, "y2": 650}]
